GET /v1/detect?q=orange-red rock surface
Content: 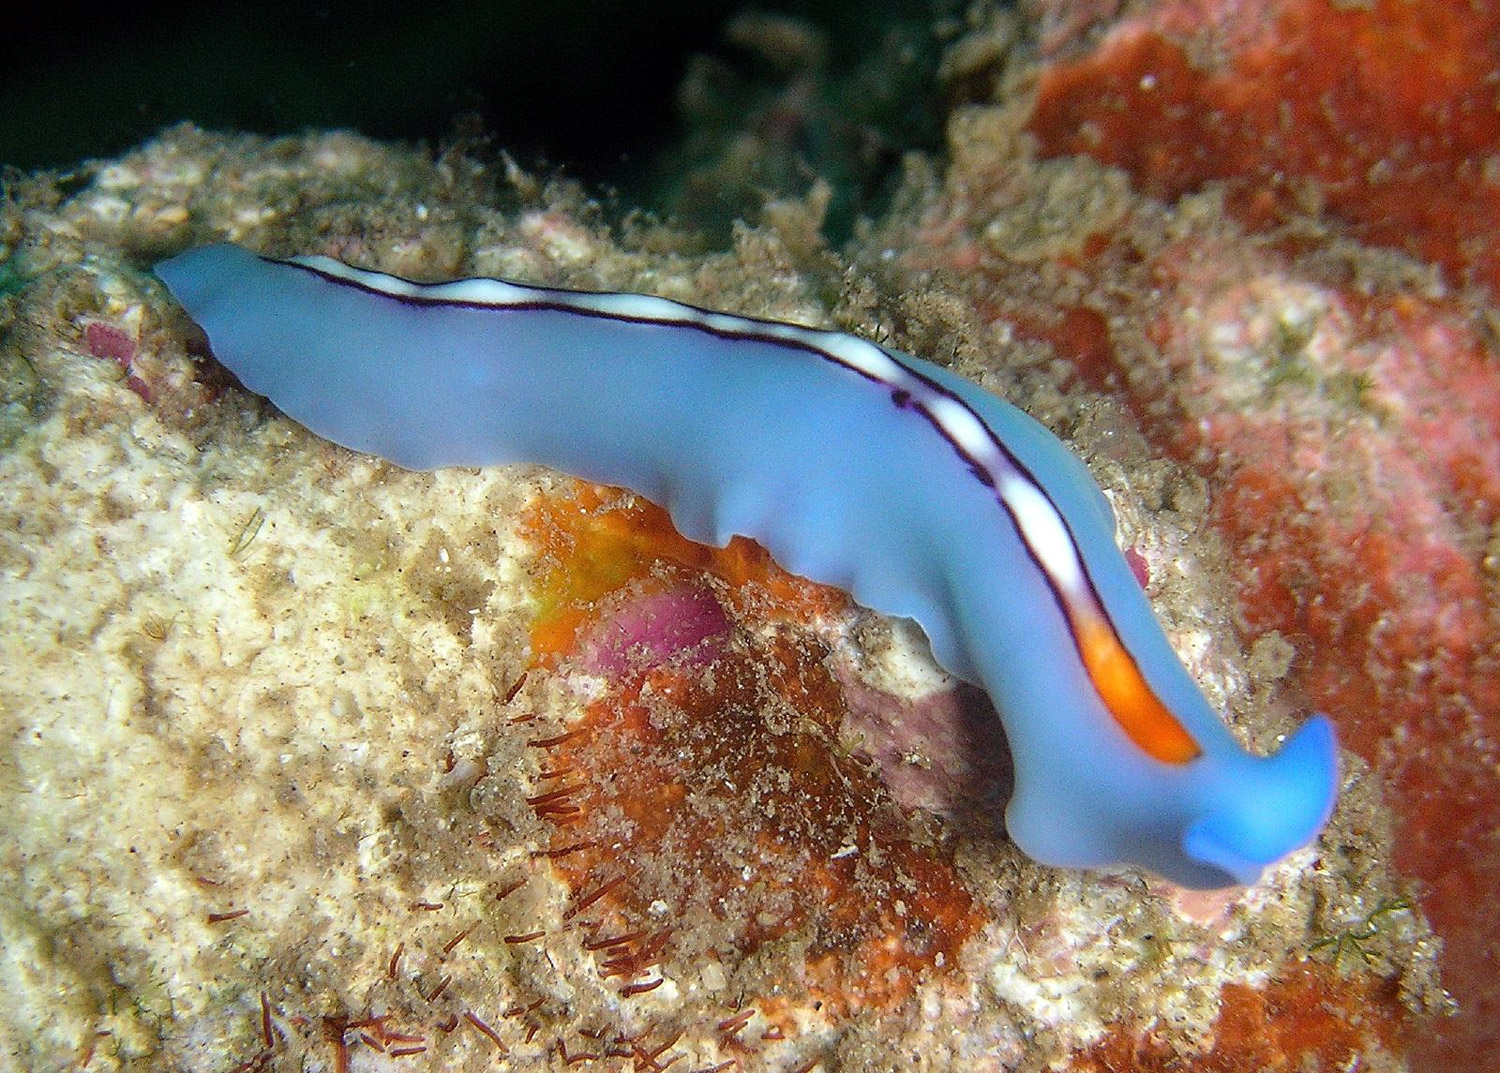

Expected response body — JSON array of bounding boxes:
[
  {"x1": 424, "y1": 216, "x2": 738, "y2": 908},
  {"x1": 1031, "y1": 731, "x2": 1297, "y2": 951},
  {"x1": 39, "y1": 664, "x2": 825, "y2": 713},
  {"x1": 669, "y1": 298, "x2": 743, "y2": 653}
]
[
  {"x1": 1028, "y1": 0, "x2": 1500, "y2": 297},
  {"x1": 896, "y1": 0, "x2": 1500, "y2": 1064},
  {"x1": 520, "y1": 487, "x2": 988, "y2": 1024}
]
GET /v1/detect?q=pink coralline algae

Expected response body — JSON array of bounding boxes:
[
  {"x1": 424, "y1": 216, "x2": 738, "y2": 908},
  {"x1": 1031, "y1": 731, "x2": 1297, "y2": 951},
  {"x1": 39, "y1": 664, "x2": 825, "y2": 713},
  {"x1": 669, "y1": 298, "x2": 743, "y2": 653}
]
[
  {"x1": 576, "y1": 584, "x2": 730, "y2": 678},
  {"x1": 83, "y1": 320, "x2": 137, "y2": 366},
  {"x1": 83, "y1": 319, "x2": 153, "y2": 402}
]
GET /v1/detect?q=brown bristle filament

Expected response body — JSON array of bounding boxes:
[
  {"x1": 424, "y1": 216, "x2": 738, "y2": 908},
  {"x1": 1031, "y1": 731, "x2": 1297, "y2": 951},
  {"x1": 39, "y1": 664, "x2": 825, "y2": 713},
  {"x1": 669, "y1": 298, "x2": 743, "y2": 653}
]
[
  {"x1": 716, "y1": 1008, "x2": 755, "y2": 1036},
  {"x1": 527, "y1": 728, "x2": 588, "y2": 749},
  {"x1": 321, "y1": 1018, "x2": 350, "y2": 1073},
  {"x1": 563, "y1": 874, "x2": 628, "y2": 919},
  {"x1": 601, "y1": 929, "x2": 673, "y2": 978},
  {"x1": 463, "y1": 1010, "x2": 508, "y2": 1052},
  {"x1": 583, "y1": 928, "x2": 647, "y2": 951},
  {"x1": 526, "y1": 785, "x2": 586, "y2": 807},
  {"x1": 493, "y1": 878, "x2": 527, "y2": 901},
  {"x1": 441, "y1": 923, "x2": 476, "y2": 955},
  {"x1": 259, "y1": 992, "x2": 273, "y2": 1049},
  {"x1": 638, "y1": 1027, "x2": 684, "y2": 1064}
]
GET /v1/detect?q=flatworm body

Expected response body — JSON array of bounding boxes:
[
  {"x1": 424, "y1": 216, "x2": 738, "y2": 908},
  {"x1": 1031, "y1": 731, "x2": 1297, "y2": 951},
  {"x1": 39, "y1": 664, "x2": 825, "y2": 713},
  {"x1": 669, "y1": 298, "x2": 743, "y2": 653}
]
[{"x1": 156, "y1": 243, "x2": 1337, "y2": 889}]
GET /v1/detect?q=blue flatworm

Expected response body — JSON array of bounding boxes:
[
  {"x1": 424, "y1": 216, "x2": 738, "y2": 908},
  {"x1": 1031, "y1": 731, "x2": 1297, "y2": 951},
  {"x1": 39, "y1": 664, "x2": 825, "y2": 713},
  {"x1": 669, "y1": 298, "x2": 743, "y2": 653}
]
[{"x1": 156, "y1": 243, "x2": 1338, "y2": 889}]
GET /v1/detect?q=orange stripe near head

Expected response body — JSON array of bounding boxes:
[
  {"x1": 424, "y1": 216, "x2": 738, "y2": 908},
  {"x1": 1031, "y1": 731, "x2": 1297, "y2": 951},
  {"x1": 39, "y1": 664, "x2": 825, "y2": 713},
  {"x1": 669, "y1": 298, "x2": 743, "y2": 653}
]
[{"x1": 1076, "y1": 616, "x2": 1201, "y2": 764}]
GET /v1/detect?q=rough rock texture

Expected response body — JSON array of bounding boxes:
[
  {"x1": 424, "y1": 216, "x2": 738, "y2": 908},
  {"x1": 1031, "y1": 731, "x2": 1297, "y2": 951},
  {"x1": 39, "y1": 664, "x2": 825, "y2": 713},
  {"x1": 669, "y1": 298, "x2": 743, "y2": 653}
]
[{"x1": 0, "y1": 0, "x2": 1476, "y2": 1064}]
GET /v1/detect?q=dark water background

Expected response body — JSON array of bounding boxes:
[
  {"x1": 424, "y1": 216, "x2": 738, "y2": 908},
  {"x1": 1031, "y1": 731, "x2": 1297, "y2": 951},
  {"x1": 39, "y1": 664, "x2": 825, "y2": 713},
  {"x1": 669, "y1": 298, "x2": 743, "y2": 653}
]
[{"x1": 4, "y1": 0, "x2": 954, "y2": 232}]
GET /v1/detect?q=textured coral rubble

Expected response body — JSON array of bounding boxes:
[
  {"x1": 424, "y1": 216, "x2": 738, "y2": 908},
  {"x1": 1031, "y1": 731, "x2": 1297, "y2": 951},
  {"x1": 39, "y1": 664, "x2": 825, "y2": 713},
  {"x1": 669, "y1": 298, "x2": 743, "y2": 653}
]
[{"x1": 0, "y1": 112, "x2": 1443, "y2": 1073}]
